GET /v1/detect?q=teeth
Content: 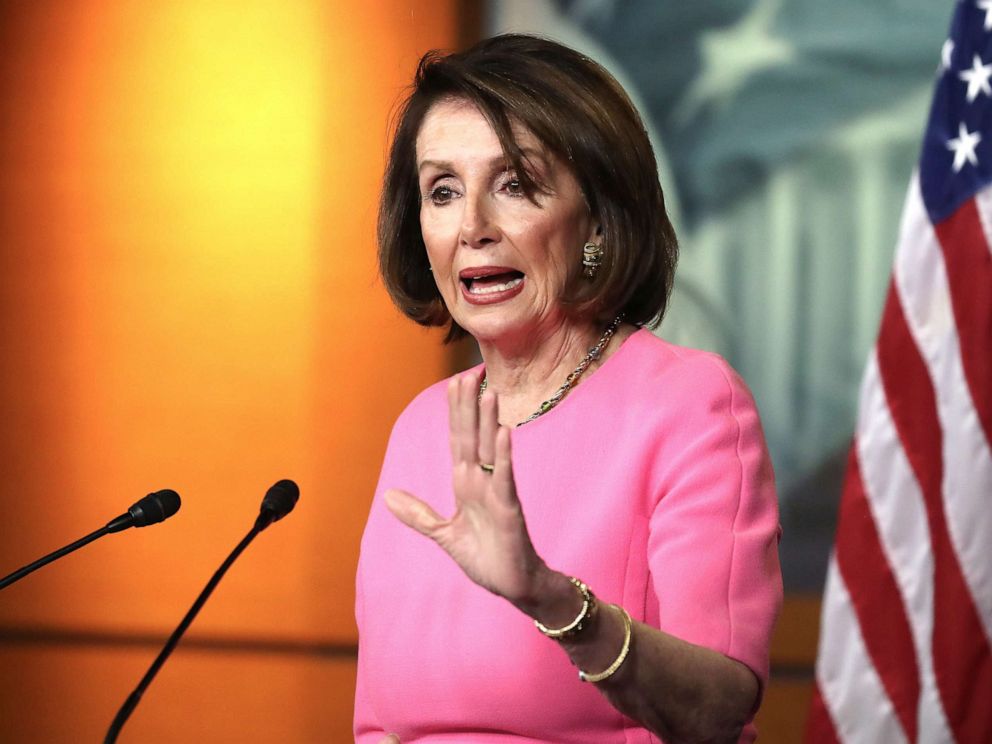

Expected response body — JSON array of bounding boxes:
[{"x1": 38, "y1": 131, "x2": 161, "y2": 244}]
[{"x1": 468, "y1": 277, "x2": 523, "y2": 295}]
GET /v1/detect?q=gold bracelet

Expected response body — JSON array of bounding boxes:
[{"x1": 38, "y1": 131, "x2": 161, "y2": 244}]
[
  {"x1": 534, "y1": 576, "x2": 596, "y2": 639},
  {"x1": 578, "y1": 604, "x2": 632, "y2": 683}
]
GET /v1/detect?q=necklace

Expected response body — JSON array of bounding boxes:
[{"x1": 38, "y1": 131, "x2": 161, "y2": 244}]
[{"x1": 479, "y1": 315, "x2": 624, "y2": 427}]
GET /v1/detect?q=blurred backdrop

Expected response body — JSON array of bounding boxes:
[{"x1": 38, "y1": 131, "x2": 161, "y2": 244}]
[{"x1": 0, "y1": 1, "x2": 949, "y2": 741}]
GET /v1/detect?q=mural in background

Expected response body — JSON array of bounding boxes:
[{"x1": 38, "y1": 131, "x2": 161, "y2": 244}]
[{"x1": 490, "y1": 0, "x2": 949, "y2": 589}]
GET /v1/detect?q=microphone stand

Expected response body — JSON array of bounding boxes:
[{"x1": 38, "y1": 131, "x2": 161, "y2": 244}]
[
  {"x1": 0, "y1": 526, "x2": 111, "y2": 590},
  {"x1": 0, "y1": 491, "x2": 179, "y2": 592},
  {"x1": 104, "y1": 514, "x2": 272, "y2": 743}
]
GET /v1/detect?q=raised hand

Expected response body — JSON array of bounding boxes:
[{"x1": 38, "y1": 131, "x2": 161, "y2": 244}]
[{"x1": 384, "y1": 372, "x2": 546, "y2": 608}]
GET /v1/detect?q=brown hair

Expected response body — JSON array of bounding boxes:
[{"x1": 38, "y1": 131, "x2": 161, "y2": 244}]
[{"x1": 378, "y1": 34, "x2": 678, "y2": 342}]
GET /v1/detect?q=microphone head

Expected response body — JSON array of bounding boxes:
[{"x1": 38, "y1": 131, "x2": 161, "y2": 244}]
[
  {"x1": 259, "y1": 479, "x2": 299, "y2": 524},
  {"x1": 128, "y1": 489, "x2": 182, "y2": 528}
]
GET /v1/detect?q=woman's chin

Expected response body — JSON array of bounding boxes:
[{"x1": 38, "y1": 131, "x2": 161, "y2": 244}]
[
  {"x1": 456, "y1": 311, "x2": 527, "y2": 345},
  {"x1": 454, "y1": 307, "x2": 566, "y2": 350}
]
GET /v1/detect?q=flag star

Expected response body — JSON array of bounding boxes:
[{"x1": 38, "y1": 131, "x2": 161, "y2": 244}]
[
  {"x1": 947, "y1": 122, "x2": 982, "y2": 172},
  {"x1": 979, "y1": 0, "x2": 992, "y2": 31},
  {"x1": 941, "y1": 39, "x2": 955, "y2": 72},
  {"x1": 958, "y1": 54, "x2": 992, "y2": 102}
]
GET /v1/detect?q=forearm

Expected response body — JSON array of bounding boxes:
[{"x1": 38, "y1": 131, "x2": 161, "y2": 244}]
[{"x1": 518, "y1": 568, "x2": 759, "y2": 743}]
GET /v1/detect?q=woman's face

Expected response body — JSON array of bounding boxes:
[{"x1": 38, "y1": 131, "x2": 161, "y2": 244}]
[{"x1": 415, "y1": 98, "x2": 597, "y2": 347}]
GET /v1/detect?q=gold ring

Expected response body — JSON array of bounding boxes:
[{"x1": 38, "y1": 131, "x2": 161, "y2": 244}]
[{"x1": 479, "y1": 462, "x2": 495, "y2": 473}]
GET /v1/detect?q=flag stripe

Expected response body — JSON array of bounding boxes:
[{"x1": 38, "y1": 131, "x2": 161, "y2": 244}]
[
  {"x1": 855, "y1": 352, "x2": 953, "y2": 742},
  {"x1": 834, "y1": 444, "x2": 919, "y2": 742},
  {"x1": 815, "y1": 558, "x2": 910, "y2": 744},
  {"x1": 937, "y1": 164, "x2": 992, "y2": 453},
  {"x1": 876, "y1": 278, "x2": 992, "y2": 743},
  {"x1": 970, "y1": 188, "x2": 992, "y2": 259},
  {"x1": 805, "y1": 683, "x2": 841, "y2": 744},
  {"x1": 895, "y1": 179, "x2": 992, "y2": 645}
]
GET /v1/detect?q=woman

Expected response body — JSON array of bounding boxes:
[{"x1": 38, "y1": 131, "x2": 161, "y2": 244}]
[{"x1": 355, "y1": 34, "x2": 782, "y2": 743}]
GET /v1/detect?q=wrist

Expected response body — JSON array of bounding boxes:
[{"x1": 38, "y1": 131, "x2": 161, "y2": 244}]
[{"x1": 516, "y1": 567, "x2": 589, "y2": 631}]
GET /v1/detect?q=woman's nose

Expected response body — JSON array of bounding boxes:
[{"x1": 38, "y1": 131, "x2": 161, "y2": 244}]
[{"x1": 459, "y1": 192, "x2": 500, "y2": 248}]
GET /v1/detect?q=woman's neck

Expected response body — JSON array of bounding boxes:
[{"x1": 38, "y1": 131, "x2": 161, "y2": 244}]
[{"x1": 477, "y1": 319, "x2": 635, "y2": 426}]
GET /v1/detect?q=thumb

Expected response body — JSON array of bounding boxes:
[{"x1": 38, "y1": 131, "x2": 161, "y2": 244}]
[{"x1": 384, "y1": 488, "x2": 446, "y2": 537}]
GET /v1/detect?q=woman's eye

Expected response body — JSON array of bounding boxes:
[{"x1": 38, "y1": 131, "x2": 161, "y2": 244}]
[
  {"x1": 427, "y1": 185, "x2": 456, "y2": 205},
  {"x1": 504, "y1": 178, "x2": 524, "y2": 197}
]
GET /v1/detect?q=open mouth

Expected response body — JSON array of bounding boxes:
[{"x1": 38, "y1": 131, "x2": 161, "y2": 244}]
[{"x1": 460, "y1": 269, "x2": 525, "y2": 296}]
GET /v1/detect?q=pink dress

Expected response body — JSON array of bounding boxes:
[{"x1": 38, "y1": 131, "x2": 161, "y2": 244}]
[{"x1": 354, "y1": 329, "x2": 782, "y2": 743}]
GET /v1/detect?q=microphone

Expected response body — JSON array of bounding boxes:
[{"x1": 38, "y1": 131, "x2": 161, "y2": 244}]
[
  {"x1": 104, "y1": 479, "x2": 300, "y2": 744},
  {"x1": 106, "y1": 490, "x2": 182, "y2": 533},
  {"x1": 255, "y1": 478, "x2": 300, "y2": 530},
  {"x1": 0, "y1": 490, "x2": 181, "y2": 591}
]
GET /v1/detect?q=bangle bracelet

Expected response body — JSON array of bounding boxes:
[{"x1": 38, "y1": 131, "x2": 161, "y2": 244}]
[
  {"x1": 534, "y1": 577, "x2": 596, "y2": 639},
  {"x1": 578, "y1": 604, "x2": 632, "y2": 683}
]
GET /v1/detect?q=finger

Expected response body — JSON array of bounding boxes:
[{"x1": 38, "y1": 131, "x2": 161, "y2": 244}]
[
  {"x1": 478, "y1": 389, "x2": 498, "y2": 468},
  {"x1": 493, "y1": 425, "x2": 519, "y2": 505},
  {"x1": 377, "y1": 735, "x2": 400, "y2": 744},
  {"x1": 384, "y1": 488, "x2": 446, "y2": 537},
  {"x1": 456, "y1": 372, "x2": 480, "y2": 464},
  {"x1": 447, "y1": 376, "x2": 460, "y2": 462}
]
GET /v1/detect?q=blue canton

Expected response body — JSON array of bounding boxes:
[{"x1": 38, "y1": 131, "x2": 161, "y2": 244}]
[{"x1": 920, "y1": 0, "x2": 992, "y2": 221}]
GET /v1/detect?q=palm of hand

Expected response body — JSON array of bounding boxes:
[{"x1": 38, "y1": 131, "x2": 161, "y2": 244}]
[{"x1": 384, "y1": 372, "x2": 544, "y2": 606}]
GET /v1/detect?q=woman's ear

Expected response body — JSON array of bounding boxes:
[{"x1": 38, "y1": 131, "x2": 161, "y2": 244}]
[{"x1": 585, "y1": 220, "x2": 603, "y2": 243}]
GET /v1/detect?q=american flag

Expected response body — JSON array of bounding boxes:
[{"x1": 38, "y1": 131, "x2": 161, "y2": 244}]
[{"x1": 806, "y1": 2, "x2": 992, "y2": 743}]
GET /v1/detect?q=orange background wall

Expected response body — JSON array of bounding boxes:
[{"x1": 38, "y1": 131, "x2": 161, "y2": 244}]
[{"x1": 0, "y1": 2, "x2": 462, "y2": 741}]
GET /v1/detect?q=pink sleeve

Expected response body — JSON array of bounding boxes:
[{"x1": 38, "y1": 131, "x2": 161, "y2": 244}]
[
  {"x1": 647, "y1": 352, "x2": 782, "y2": 698},
  {"x1": 353, "y1": 565, "x2": 386, "y2": 743}
]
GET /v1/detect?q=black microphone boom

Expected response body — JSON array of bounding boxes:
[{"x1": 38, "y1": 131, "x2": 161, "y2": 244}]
[
  {"x1": 0, "y1": 490, "x2": 181, "y2": 591},
  {"x1": 104, "y1": 479, "x2": 300, "y2": 743}
]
